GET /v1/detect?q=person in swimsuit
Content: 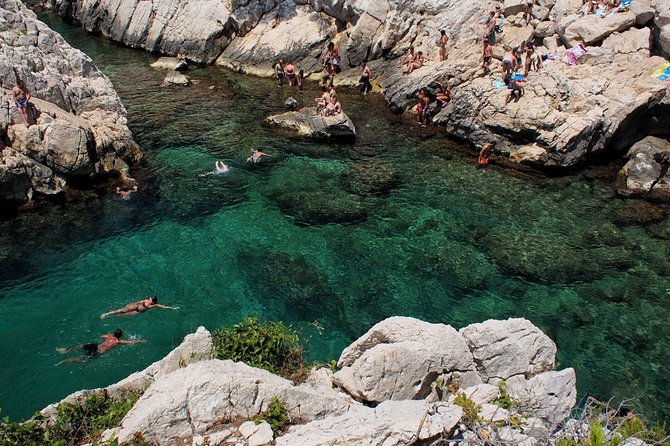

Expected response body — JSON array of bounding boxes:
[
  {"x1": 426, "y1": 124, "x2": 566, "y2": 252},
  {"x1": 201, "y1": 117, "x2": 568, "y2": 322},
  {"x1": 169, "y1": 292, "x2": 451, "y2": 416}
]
[
  {"x1": 504, "y1": 74, "x2": 524, "y2": 105},
  {"x1": 401, "y1": 46, "x2": 416, "y2": 72},
  {"x1": 100, "y1": 296, "x2": 178, "y2": 319},
  {"x1": 435, "y1": 82, "x2": 452, "y2": 108},
  {"x1": 360, "y1": 62, "x2": 372, "y2": 95},
  {"x1": 285, "y1": 62, "x2": 296, "y2": 87},
  {"x1": 524, "y1": 1, "x2": 534, "y2": 25},
  {"x1": 438, "y1": 30, "x2": 449, "y2": 61},
  {"x1": 324, "y1": 94, "x2": 342, "y2": 116},
  {"x1": 478, "y1": 140, "x2": 496, "y2": 167},
  {"x1": 416, "y1": 88, "x2": 431, "y2": 126},
  {"x1": 323, "y1": 42, "x2": 341, "y2": 73},
  {"x1": 247, "y1": 148, "x2": 269, "y2": 164},
  {"x1": 12, "y1": 81, "x2": 31, "y2": 127},
  {"x1": 315, "y1": 85, "x2": 331, "y2": 115},
  {"x1": 406, "y1": 51, "x2": 430, "y2": 74},
  {"x1": 322, "y1": 62, "x2": 336, "y2": 88},
  {"x1": 57, "y1": 328, "x2": 146, "y2": 364},
  {"x1": 275, "y1": 60, "x2": 285, "y2": 87},
  {"x1": 296, "y1": 69, "x2": 304, "y2": 93},
  {"x1": 116, "y1": 185, "x2": 138, "y2": 199},
  {"x1": 482, "y1": 39, "x2": 493, "y2": 75},
  {"x1": 502, "y1": 49, "x2": 518, "y2": 77}
]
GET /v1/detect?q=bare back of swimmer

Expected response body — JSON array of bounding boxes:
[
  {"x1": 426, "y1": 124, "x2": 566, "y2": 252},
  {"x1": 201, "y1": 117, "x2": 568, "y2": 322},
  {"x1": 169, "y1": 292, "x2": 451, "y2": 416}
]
[{"x1": 100, "y1": 296, "x2": 178, "y2": 319}]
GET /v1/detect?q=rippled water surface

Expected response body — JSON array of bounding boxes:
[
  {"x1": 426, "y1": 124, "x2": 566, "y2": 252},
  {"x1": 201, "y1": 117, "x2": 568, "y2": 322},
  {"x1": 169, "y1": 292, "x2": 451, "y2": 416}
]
[{"x1": 1, "y1": 9, "x2": 669, "y2": 422}]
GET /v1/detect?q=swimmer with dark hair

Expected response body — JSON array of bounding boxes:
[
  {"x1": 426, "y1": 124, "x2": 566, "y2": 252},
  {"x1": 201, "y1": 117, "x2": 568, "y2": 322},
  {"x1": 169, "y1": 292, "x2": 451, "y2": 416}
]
[
  {"x1": 57, "y1": 328, "x2": 145, "y2": 364},
  {"x1": 100, "y1": 296, "x2": 178, "y2": 319}
]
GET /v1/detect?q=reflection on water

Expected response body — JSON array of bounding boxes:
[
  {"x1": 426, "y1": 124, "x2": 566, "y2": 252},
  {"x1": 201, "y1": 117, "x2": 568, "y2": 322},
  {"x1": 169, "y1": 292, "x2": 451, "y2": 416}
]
[{"x1": 0, "y1": 8, "x2": 668, "y2": 422}]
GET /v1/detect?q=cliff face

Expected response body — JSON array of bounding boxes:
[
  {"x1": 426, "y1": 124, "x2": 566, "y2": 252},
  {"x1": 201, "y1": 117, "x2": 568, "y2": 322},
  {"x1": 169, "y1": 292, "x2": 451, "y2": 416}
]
[
  {"x1": 40, "y1": 317, "x2": 581, "y2": 446},
  {"x1": 0, "y1": 0, "x2": 140, "y2": 206},
  {"x1": 45, "y1": 0, "x2": 670, "y2": 193}
]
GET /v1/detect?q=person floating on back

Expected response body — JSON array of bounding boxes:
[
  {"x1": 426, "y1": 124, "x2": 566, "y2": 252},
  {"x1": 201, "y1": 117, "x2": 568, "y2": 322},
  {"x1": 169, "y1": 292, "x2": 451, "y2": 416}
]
[
  {"x1": 57, "y1": 328, "x2": 146, "y2": 364},
  {"x1": 100, "y1": 296, "x2": 178, "y2": 319}
]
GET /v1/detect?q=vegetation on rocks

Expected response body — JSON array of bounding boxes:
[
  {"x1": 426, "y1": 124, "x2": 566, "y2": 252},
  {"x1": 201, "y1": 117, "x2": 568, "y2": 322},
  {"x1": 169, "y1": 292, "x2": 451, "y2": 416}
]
[
  {"x1": 212, "y1": 316, "x2": 307, "y2": 381},
  {"x1": 252, "y1": 397, "x2": 291, "y2": 436},
  {"x1": 0, "y1": 390, "x2": 141, "y2": 446}
]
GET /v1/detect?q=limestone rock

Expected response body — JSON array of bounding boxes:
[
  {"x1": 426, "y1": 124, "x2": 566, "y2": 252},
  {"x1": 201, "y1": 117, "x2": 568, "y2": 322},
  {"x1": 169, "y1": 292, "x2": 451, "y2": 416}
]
[
  {"x1": 266, "y1": 107, "x2": 356, "y2": 141},
  {"x1": 534, "y1": 21, "x2": 556, "y2": 38},
  {"x1": 238, "y1": 421, "x2": 274, "y2": 446},
  {"x1": 151, "y1": 57, "x2": 188, "y2": 71},
  {"x1": 0, "y1": 0, "x2": 140, "y2": 206},
  {"x1": 562, "y1": 12, "x2": 636, "y2": 46},
  {"x1": 334, "y1": 316, "x2": 475, "y2": 403},
  {"x1": 459, "y1": 318, "x2": 556, "y2": 380},
  {"x1": 0, "y1": 147, "x2": 64, "y2": 202},
  {"x1": 617, "y1": 136, "x2": 670, "y2": 199},
  {"x1": 40, "y1": 327, "x2": 213, "y2": 421},
  {"x1": 108, "y1": 359, "x2": 357, "y2": 445},
  {"x1": 503, "y1": 0, "x2": 529, "y2": 17},
  {"x1": 276, "y1": 400, "x2": 463, "y2": 446},
  {"x1": 285, "y1": 96, "x2": 299, "y2": 109},
  {"x1": 162, "y1": 71, "x2": 190, "y2": 86},
  {"x1": 656, "y1": 0, "x2": 670, "y2": 56},
  {"x1": 506, "y1": 368, "x2": 577, "y2": 427},
  {"x1": 629, "y1": 0, "x2": 655, "y2": 25},
  {"x1": 602, "y1": 28, "x2": 651, "y2": 55}
]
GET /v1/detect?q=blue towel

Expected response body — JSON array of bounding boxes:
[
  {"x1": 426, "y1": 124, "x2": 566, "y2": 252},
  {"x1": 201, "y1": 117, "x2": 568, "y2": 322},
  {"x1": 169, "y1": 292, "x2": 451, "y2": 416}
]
[{"x1": 513, "y1": 74, "x2": 525, "y2": 81}]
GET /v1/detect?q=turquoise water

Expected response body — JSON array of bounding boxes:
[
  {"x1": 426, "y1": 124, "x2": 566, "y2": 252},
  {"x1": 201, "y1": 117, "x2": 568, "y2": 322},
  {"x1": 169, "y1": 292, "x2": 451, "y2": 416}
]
[{"x1": 1, "y1": 9, "x2": 669, "y2": 422}]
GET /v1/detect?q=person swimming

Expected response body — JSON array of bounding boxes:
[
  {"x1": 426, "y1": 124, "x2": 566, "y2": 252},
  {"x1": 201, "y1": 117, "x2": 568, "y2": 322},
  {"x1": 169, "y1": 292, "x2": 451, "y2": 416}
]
[
  {"x1": 246, "y1": 148, "x2": 269, "y2": 164},
  {"x1": 200, "y1": 160, "x2": 230, "y2": 177},
  {"x1": 57, "y1": 328, "x2": 146, "y2": 364},
  {"x1": 100, "y1": 296, "x2": 178, "y2": 319}
]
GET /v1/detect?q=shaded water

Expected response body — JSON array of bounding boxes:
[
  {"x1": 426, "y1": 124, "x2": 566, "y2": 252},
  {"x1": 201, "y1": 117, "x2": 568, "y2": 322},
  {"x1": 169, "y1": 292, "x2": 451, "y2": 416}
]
[{"x1": 1, "y1": 9, "x2": 669, "y2": 422}]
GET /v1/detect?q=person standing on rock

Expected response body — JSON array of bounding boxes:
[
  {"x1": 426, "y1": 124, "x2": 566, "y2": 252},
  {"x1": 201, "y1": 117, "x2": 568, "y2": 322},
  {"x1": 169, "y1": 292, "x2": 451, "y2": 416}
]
[
  {"x1": 360, "y1": 62, "x2": 372, "y2": 95},
  {"x1": 285, "y1": 61, "x2": 296, "y2": 87},
  {"x1": 297, "y1": 69, "x2": 305, "y2": 93},
  {"x1": 12, "y1": 80, "x2": 31, "y2": 127},
  {"x1": 438, "y1": 30, "x2": 449, "y2": 61},
  {"x1": 478, "y1": 140, "x2": 496, "y2": 167},
  {"x1": 482, "y1": 39, "x2": 493, "y2": 75},
  {"x1": 502, "y1": 49, "x2": 518, "y2": 77},
  {"x1": 275, "y1": 60, "x2": 285, "y2": 87},
  {"x1": 524, "y1": 1, "x2": 534, "y2": 25},
  {"x1": 322, "y1": 62, "x2": 336, "y2": 88},
  {"x1": 323, "y1": 41, "x2": 341, "y2": 74},
  {"x1": 57, "y1": 328, "x2": 146, "y2": 364},
  {"x1": 416, "y1": 88, "x2": 430, "y2": 126}
]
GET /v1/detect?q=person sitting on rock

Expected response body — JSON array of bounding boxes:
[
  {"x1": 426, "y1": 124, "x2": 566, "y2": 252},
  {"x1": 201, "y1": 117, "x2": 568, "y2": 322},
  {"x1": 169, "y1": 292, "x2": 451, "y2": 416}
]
[
  {"x1": 275, "y1": 59, "x2": 285, "y2": 87},
  {"x1": 285, "y1": 62, "x2": 296, "y2": 87},
  {"x1": 504, "y1": 74, "x2": 524, "y2": 105},
  {"x1": 406, "y1": 51, "x2": 431, "y2": 74},
  {"x1": 116, "y1": 185, "x2": 138, "y2": 199},
  {"x1": 247, "y1": 148, "x2": 269, "y2": 164},
  {"x1": 435, "y1": 82, "x2": 452, "y2": 108},
  {"x1": 400, "y1": 46, "x2": 417, "y2": 71},
  {"x1": 416, "y1": 88, "x2": 431, "y2": 126},
  {"x1": 100, "y1": 296, "x2": 178, "y2": 319},
  {"x1": 315, "y1": 85, "x2": 331, "y2": 115},
  {"x1": 324, "y1": 94, "x2": 342, "y2": 116},
  {"x1": 57, "y1": 328, "x2": 146, "y2": 364},
  {"x1": 12, "y1": 80, "x2": 31, "y2": 128}
]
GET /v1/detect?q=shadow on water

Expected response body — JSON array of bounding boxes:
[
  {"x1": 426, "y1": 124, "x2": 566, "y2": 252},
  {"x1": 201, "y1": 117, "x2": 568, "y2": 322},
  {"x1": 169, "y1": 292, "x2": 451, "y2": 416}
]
[{"x1": 0, "y1": 7, "x2": 669, "y2": 423}]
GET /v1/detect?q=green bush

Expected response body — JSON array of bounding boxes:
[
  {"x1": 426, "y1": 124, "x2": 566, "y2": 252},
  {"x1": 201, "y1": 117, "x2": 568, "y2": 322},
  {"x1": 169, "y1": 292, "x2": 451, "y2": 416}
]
[
  {"x1": 453, "y1": 392, "x2": 481, "y2": 424},
  {"x1": 253, "y1": 397, "x2": 291, "y2": 436},
  {"x1": 0, "y1": 391, "x2": 140, "y2": 446},
  {"x1": 212, "y1": 317, "x2": 306, "y2": 380},
  {"x1": 491, "y1": 380, "x2": 521, "y2": 411}
]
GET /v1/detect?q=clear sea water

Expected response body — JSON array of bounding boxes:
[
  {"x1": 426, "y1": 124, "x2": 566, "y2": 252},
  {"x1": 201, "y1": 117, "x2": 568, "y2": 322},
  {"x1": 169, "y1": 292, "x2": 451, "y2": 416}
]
[{"x1": 1, "y1": 9, "x2": 668, "y2": 423}]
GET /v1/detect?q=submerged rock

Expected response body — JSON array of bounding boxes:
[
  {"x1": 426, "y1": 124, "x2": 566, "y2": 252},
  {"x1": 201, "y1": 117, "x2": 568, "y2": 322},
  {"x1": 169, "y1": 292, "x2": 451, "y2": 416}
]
[
  {"x1": 340, "y1": 159, "x2": 401, "y2": 196},
  {"x1": 161, "y1": 71, "x2": 190, "y2": 86},
  {"x1": 150, "y1": 57, "x2": 188, "y2": 71},
  {"x1": 274, "y1": 189, "x2": 367, "y2": 225},
  {"x1": 266, "y1": 107, "x2": 356, "y2": 141}
]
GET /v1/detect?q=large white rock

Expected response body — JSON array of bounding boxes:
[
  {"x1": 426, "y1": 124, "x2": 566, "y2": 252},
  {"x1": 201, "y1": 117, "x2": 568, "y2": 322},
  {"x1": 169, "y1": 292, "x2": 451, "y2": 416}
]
[
  {"x1": 602, "y1": 27, "x2": 651, "y2": 55},
  {"x1": 506, "y1": 368, "x2": 577, "y2": 427},
  {"x1": 108, "y1": 359, "x2": 357, "y2": 445},
  {"x1": 266, "y1": 107, "x2": 357, "y2": 141},
  {"x1": 276, "y1": 400, "x2": 463, "y2": 446},
  {"x1": 562, "y1": 12, "x2": 637, "y2": 46},
  {"x1": 459, "y1": 318, "x2": 556, "y2": 380},
  {"x1": 617, "y1": 136, "x2": 670, "y2": 199},
  {"x1": 334, "y1": 316, "x2": 475, "y2": 403}
]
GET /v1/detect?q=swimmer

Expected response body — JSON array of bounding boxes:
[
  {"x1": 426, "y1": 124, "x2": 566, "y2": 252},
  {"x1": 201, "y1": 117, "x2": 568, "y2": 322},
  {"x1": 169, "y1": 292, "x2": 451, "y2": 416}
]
[
  {"x1": 116, "y1": 185, "x2": 138, "y2": 199},
  {"x1": 247, "y1": 148, "x2": 269, "y2": 164},
  {"x1": 199, "y1": 160, "x2": 230, "y2": 177},
  {"x1": 57, "y1": 328, "x2": 146, "y2": 364},
  {"x1": 100, "y1": 296, "x2": 178, "y2": 319}
]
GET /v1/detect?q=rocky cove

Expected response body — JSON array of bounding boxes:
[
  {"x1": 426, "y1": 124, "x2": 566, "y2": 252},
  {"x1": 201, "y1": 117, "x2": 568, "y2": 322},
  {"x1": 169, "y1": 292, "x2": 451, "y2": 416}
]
[{"x1": 1, "y1": 0, "x2": 670, "y2": 439}]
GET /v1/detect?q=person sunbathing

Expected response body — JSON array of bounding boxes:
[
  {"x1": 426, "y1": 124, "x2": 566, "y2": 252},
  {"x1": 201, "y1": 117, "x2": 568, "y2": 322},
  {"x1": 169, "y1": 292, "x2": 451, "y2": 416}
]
[{"x1": 100, "y1": 296, "x2": 178, "y2": 319}]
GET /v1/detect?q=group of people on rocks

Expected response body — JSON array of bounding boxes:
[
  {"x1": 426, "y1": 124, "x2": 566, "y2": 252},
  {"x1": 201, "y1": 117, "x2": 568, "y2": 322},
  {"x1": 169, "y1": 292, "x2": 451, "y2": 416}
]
[
  {"x1": 314, "y1": 85, "x2": 342, "y2": 117},
  {"x1": 586, "y1": 0, "x2": 624, "y2": 15},
  {"x1": 275, "y1": 60, "x2": 305, "y2": 92}
]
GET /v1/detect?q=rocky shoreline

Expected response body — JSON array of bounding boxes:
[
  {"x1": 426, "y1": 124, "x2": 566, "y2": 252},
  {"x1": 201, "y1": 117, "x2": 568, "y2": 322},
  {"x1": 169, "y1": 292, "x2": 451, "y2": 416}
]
[
  {"x1": 0, "y1": 0, "x2": 140, "y2": 212},
  {"x1": 36, "y1": 317, "x2": 588, "y2": 446},
  {"x1": 40, "y1": 0, "x2": 670, "y2": 199}
]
